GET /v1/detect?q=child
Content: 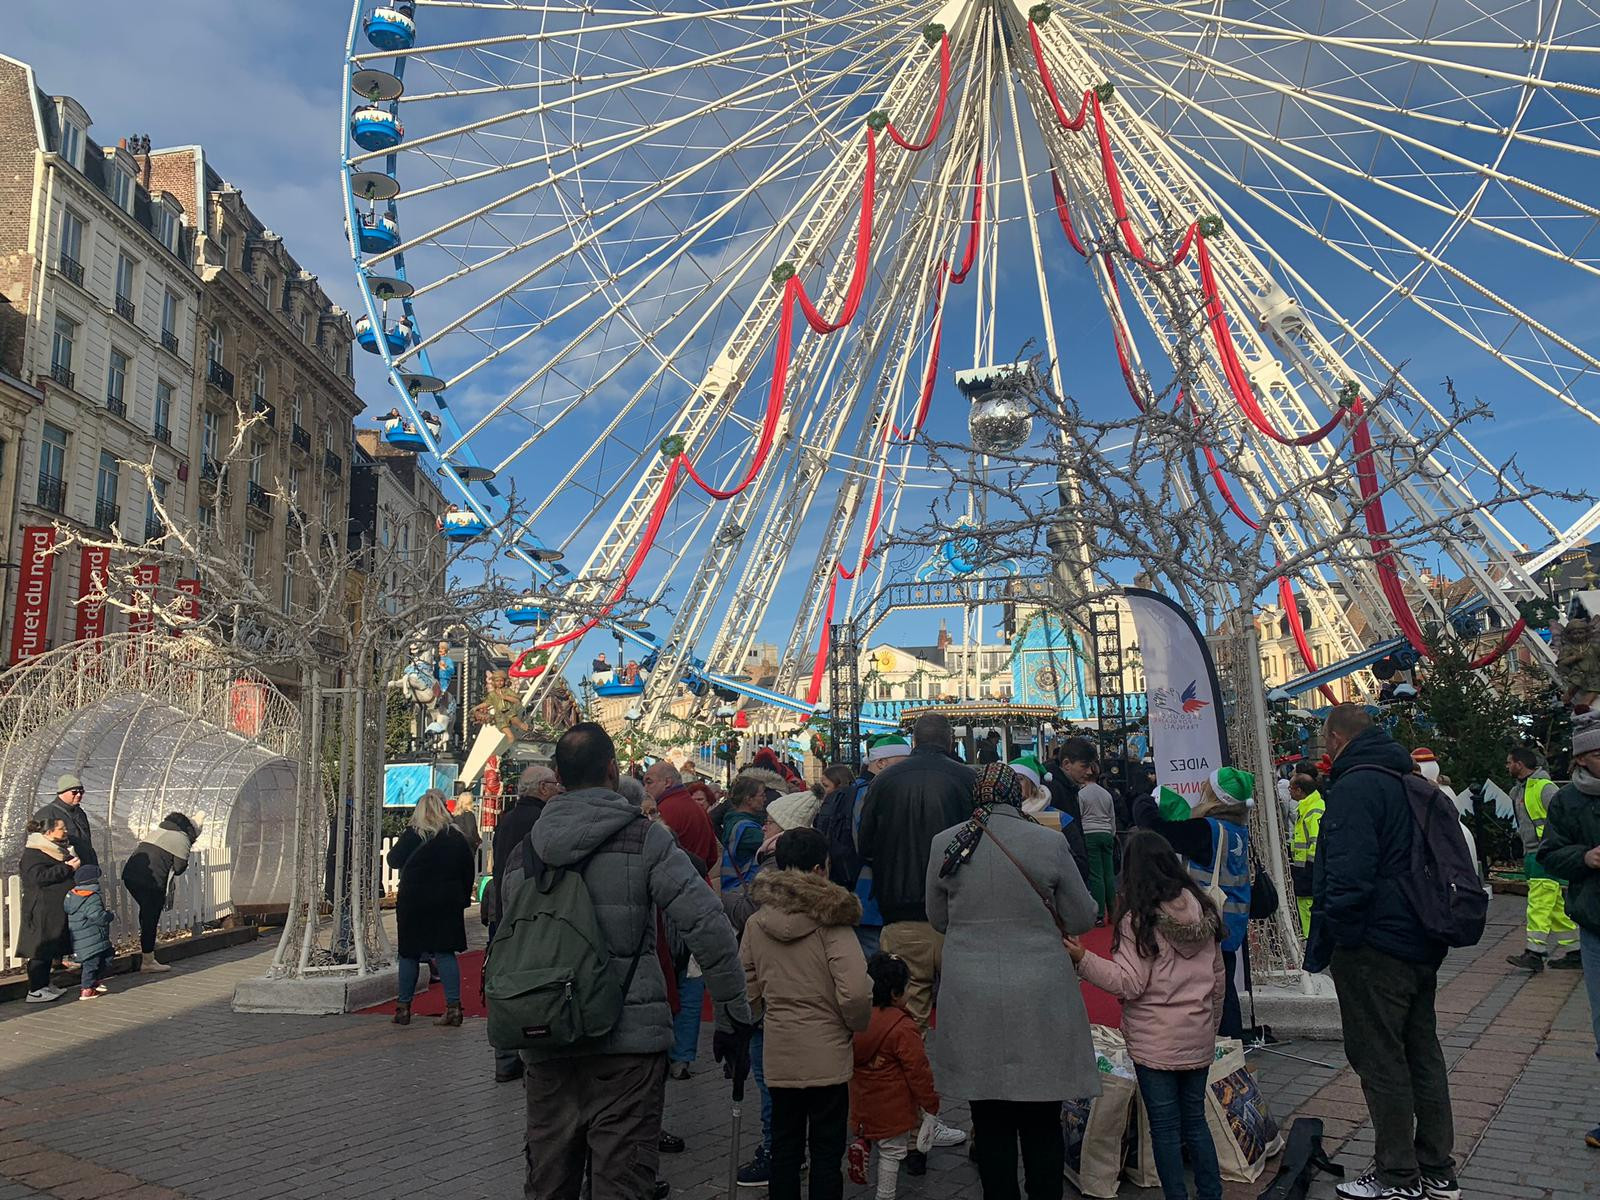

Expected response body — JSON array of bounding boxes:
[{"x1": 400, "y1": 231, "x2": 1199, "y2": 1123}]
[
  {"x1": 63, "y1": 864, "x2": 116, "y2": 999},
  {"x1": 1066, "y1": 830, "x2": 1226, "y2": 1200},
  {"x1": 739, "y1": 826, "x2": 871, "y2": 1200},
  {"x1": 847, "y1": 953, "x2": 942, "y2": 1199}
]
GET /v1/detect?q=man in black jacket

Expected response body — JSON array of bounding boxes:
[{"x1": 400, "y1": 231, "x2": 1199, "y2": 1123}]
[
  {"x1": 1048, "y1": 740, "x2": 1095, "y2": 887},
  {"x1": 858, "y1": 713, "x2": 973, "y2": 1030},
  {"x1": 1307, "y1": 705, "x2": 1457, "y2": 1200},
  {"x1": 38, "y1": 775, "x2": 96, "y2": 866}
]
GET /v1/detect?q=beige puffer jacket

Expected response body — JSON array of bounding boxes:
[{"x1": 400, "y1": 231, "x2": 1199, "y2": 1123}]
[{"x1": 739, "y1": 868, "x2": 872, "y2": 1087}]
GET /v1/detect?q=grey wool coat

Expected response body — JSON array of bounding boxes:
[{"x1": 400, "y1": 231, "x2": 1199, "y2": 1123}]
[
  {"x1": 926, "y1": 805, "x2": 1101, "y2": 1102},
  {"x1": 503, "y1": 787, "x2": 752, "y2": 1064}
]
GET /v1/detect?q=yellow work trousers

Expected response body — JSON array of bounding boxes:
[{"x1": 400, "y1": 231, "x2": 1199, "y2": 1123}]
[{"x1": 1526, "y1": 877, "x2": 1578, "y2": 956}]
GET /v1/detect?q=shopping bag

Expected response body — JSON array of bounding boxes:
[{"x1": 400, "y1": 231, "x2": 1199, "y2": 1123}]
[
  {"x1": 1063, "y1": 1027, "x2": 1139, "y2": 1198},
  {"x1": 1204, "y1": 1039, "x2": 1285, "y2": 1182}
]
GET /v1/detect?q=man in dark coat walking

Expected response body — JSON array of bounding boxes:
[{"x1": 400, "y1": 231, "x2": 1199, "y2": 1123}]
[
  {"x1": 39, "y1": 774, "x2": 96, "y2": 866},
  {"x1": 1047, "y1": 740, "x2": 1094, "y2": 886},
  {"x1": 1306, "y1": 705, "x2": 1457, "y2": 1200}
]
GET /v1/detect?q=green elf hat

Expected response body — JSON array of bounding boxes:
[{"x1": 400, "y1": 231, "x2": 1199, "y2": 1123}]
[
  {"x1": 866, "y1": 733, "x2": 911, "y2": 764},
  {"x1": 1157, "y1": 786, "x2": 1192, "y2": 822},
  {"x1": 1208, "y1": 765, "x2": 1256, "y2": 807},
  {"x1": 1009, "y1": 753, "x2": 1045, "y2": 787}
]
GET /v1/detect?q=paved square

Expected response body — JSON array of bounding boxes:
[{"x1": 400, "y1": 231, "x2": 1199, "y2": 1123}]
[{"x1": 0, "y1": 898, "x2": 1590, "y2": 1199}]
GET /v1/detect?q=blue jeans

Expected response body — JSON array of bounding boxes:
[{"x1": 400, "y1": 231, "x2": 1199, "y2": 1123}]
[
  {"x1": 398, "y1": 952, "x2": 460, "y2": 1004},
  {"x1": 752, "y1": 1026, "x2": 773, "y2": 1152},
  {"x1": 1582, "y1": 926, "x2": 1600, "y2": 1063},
  {"x1": 854, "y1": 925, "x2": 881, "y2": 961},
  {"x1": 672, "y1": 971, "x2": 706, "y2": 1064},
  {"x1": 1135, "y1": 1064, "x2": 1222, "y2": 1200},
  {"x1": 80, "y1": 951, "x2": 112, "y2": 990}
]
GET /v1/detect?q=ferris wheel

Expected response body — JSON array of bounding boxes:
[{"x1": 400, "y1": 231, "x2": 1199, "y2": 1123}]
[{"x1": 339, "y1": 0, "x2": 1600, "y2": 728}]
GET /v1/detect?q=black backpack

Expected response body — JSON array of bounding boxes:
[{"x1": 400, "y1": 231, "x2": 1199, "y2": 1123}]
[
  {"x1": 814, "y1": 781, "x2": 865, "y2": 891},
  {"x1": 1347, "y1": 765, "x2": 1487, "y2": 948}
]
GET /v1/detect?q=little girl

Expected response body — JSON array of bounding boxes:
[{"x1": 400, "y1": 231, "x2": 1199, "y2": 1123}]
[
  {"x1": 1066, "y1": 830, "x2": 1226, "y2": 1200},
  {"x1": 847, "y1": 953, "x2": 941, "y2": 1199},
  {"x1": 63, "y1": 865, "x2": 116, "y2": 999}
]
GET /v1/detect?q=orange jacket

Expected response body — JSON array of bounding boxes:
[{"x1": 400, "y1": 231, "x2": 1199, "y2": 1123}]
[{"x1": 849, "y1": 1005, "x2": 939, "y2": 1140}]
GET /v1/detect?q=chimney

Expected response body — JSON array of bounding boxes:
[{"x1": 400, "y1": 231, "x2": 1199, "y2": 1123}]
[{"x1": 936, "y1": 619, "x2": 951, "y2": 651}]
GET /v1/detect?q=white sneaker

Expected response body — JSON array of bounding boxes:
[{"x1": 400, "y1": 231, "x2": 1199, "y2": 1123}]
[
  {"x1": 925, "y1": 1116, "x2": 967, "y2": 1150},
  {"x1": 1421, "y1": 1176, "x2": 1461, "y2": 1200},
  {"x1": 1336, "y1": 1169, "x2": 1423, "y2": 1199},
  {"x1": 24, "y1": 988, "x2": 63, "y2": 1004}
]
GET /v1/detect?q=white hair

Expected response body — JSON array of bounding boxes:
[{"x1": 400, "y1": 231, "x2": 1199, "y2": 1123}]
[{"x1": 411, "y1": 788, "x2": 452, "y2": 837}]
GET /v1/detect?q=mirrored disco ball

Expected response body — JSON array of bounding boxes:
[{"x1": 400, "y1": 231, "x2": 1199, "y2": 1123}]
[{"x1": 969, "y1": 390, "x2": 1033, "y2": 453}]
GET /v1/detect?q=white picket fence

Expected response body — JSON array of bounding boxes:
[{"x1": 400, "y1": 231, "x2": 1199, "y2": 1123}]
[
  {"x1": 1, "y1": 851, "x2": 231, "y2": 967},
  {"x1": 379, "y1": 836, "x2": 490, "y2": 896}
]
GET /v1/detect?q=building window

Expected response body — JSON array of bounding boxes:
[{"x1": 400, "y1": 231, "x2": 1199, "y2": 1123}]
[
  {"x1": 288, "y1": 466, "x2": 303, "y2": 502},
  {"x1": 106, "y1": 348, "x2": 129, "y2": 415},
  {"x1": 59, "y1": 119, "x2": 83, "y2": 170},
  {"x1": 157, "y1": 205, "x2": 179, "y2": 254},
  {"x1": 291, "y1": 392, "x2": 303, "y2": 430},
  {"x1": 95, "y1": 450, "x2": 120, "y2": 528},
  {"x1": 114, "y1": 253, "x2": 136, "y2": 314},
  {"x1": 146, "y1": 476, "x2": 167, "y2": 538},
  {"x1": 242, "y1": 528, "x2": 257, "y2": 578},
  {"x1": 58, "y1": 208, "x2": 85, "y2": 283},
  {"x1": 281, "y1": 567, "x2": 293, "y2": 614},
  {"x1": 202, "y1": 409, "x2": 221, "y2": 465},
  {"x1": 110, "y1": 166, "x2": 133, "y2": 213},
  {"x1": 154, "y1": 379, "x2": 174, "y2": 443},
  {"x1": 207, "y1": 321, "x2": 224, "y2": 367},
  {"x1": 249, "y1": 441, "x2": 263, "y2": 485},
  {"x1": 198, "y1": 503, "x2": 213, "y2": 530},
  {"x1": 161, "y1": 290, "x2": 180, "y2": 346},
  {"x1": 38, "y1": 423, "x2": 68, "y2": 510},
  {"x1": 218, "y1": 228, "x2": 231, "y2": 265},
  {"x1": 50, "y1": 314, "x2": 77, "y2": 384},
  {"x1": 253, "y1": 360, "x2": 267, "y2": 401}
]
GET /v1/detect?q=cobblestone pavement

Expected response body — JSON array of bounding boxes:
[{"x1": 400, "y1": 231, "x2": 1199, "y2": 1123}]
[{"x1": 0, "y1": 897, "x2": 1591, "y2": 1199}]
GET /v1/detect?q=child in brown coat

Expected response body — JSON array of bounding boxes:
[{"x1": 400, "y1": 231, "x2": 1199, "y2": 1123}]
[
  {"x1": 847, "y1": 953, "x2": 942, "y2": 1198},
  {"x1": 740, "y1": 827, "x2": 871, "y2": 1200}
]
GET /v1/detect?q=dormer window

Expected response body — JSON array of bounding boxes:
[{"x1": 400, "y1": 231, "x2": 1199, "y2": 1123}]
[
  {"x1": 59, "y1": 119, "x2": 82, "y2": 169},
  {"x1": 157, "y1": 205, "x2": 179, "y2": 254},
  {"x1": 110, "y1": 165, "x2": 133, "y2": 213}
]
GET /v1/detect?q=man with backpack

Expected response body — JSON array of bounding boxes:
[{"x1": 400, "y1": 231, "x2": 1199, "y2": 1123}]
[
  {"x1": 816, "y1": 739, "x2": 907, "y2": 961},
  {"x1": 1306, "y1": 705, "x2": 1461, "y2": 1200},
  {"x1": 493, "y1": 723, "x2": 753, "y2": 1200}
]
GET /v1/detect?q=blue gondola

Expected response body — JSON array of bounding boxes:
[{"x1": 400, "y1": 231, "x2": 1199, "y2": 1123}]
[
  {"x1": 351, "y1": 106, "x2": 404, "y2": 153},
  {"x1": 506, "y1": 597, "x2": 549, "y2": 625},
  {"x1": 354, "y1": 314, "x2": 410, "y2": 355},
  {"x1": 381, "y1": 412, "x2": 428, "y2": 451},
  {"x1": 440, "y1": 508, "x2": 487, "y2": 541},
  {"x1": 358, "y1": 212, "x2": 401, "y2": 254},
  {"x1": 594, "y1": 679, "x2": 646, "y2": 697},
  {"x1": 365, "y1": 3, "x2": 417, "y2": 51}
]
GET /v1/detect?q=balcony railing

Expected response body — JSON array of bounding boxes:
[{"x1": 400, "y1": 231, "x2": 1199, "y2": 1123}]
[
  {"x1": 247, "y1": 481, "x2": 272, "y2": 514},
  {"x1": 106, "y1": 395, "x2": 126, "y2": 419},
  {"x1": 153, "y1": 423, "x2": 171, "y2": 446},
  {"x1": 49, "y1": 362, "x2": 75, "y2": 390},
  {"x1": 291, "y1": 424, "x2": 311, "y2": 453},
  {"x1": 160, "y1": 329, "x2": 180, "y2": 355},
  {"x1": 145, "y1": 515, "x2": 165, "y2": 542},
  {"x1": 323, "y1": 449, "x2": 343, "y2": 476},
  {"x1": 58, "y1": 253, "x2": 83, "y2": 286},
  {"x1": 253, "y1": 395, "x2": 276, "y2": 428},
  {"x1": 114, "y1": 295, "x2": 136, "y2": 323},
  {"x1": 207, "y1": 360, "x2": 234, "y2": 395},
  {"x1": 200, "y1": 458, "x2": 229, "y2": 495},
  {"x1": 36, "y1": 474, "x2": 65, "y2": 513},
  {"x1": 93, "y1": 499, "x2": 120, "y2": 532}
]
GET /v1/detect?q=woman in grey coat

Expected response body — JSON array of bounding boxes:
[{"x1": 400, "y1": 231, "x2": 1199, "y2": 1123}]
[{"x1": 927, "y1": 762, "x2": 1098, "y2": 1200}]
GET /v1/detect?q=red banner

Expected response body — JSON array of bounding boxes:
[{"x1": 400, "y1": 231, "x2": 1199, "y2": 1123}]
[
  {"x1": 127, "y1": 563, "x2": 160, "y2": 635},
  {"x1": 74, "y1": 545, "x2": 111, "y2": 642},
  {"x1": 173, "y1": 578, "x2": 200, "y2": 635},
  {"x1": 8, "y1": 526, "x2": 57, "y2": 664},
  {"x1": 230, "y1": 679, "x2": 266, "y2": 737}
]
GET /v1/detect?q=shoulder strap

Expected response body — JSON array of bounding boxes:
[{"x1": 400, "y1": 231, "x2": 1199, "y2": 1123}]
[
  {"x1": 978, "y1": 815, "x2": 1070, "y2": 939},
  {"x1": 1209, "y1": 818, "x2": 1227, "y2": 882}
]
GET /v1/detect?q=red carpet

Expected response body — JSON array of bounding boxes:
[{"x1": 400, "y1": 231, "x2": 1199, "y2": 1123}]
[
  {"x1": 358, "y1": 928, "x2": 1122, "y2": 1026},
  {"x1": 360, "y1": 950, "x2": 488, "y2": 1018}
]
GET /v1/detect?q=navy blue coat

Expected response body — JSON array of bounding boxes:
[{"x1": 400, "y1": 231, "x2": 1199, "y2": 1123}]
[{"x1": 1306, "y1": 726, "x2": 1446, "y2": 971}]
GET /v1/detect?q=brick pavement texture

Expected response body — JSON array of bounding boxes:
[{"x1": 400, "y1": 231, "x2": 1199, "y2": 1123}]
[{"x1": 0, "y1": 897, "x2": 1591, "y2": 1199}]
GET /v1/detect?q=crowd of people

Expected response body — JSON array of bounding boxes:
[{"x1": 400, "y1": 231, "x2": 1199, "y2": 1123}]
[{"x1": 18, "y1": 773, "x2": 201, "y2": 1003}]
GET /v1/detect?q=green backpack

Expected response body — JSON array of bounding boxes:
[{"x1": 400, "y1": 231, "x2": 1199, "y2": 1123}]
[{"x1": 485, "y1": 817, "x2": 649, "y2": 1052}]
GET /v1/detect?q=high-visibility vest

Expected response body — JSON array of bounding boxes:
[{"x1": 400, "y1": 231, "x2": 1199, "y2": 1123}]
[
  {"x1": 1518, "y1": 775, "x2": 1559, "y2": 880},
  {"x1": 1290, "y1": 792, "x2": 1324, "y2": 865},
  {"x1": 1189, "y1": 818, "x2": 1250, "y2": 953}
]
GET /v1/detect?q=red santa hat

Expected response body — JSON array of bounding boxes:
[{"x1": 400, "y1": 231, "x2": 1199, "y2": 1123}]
[{"x1": 1411, "y1": 746, "x2": 1441, "y2": 783}]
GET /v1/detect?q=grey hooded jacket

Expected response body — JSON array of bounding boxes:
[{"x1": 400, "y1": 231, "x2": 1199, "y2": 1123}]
[{"x1": 503, "y1": 786, "x2": 751, "y2": 1062}]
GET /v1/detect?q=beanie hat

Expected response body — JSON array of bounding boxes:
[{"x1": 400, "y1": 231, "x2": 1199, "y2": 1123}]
[
  {"x1": 1008, "y1": 753, "x2": 1044, "y2": 787},
  {"x1": 1574, "y1": 711, "x2": 1600, "y2": 758},
  {"x1": 767, "y1": 790, "x2": 822, "y2": 832},
  {"x1": 866, "y1": 734, "x2": 911, "y2": 764},
  {"x1": 73, "y1": 864, "x2": 101, "y2": 886},
  {"x1": 1411, "y1": 747, "x2": 1441, "y2": 783},
  {"x1": 56, "y1": 773, "x2": 83, "y2": 794},
  {"x1": 1157, "y1": 786, "x2": 1192, "y2": 822},
  {"x1": 1208, "y1": 766, "x2": 1255, "y2": 808}
]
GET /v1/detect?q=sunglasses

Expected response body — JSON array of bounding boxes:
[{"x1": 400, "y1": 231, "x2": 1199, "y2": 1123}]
[{"x1": 67, "y1": 787, "x2": 85, "y2": 796}]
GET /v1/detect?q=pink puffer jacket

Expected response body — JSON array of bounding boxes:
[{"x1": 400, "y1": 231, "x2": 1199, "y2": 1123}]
[{"x1": 1076, "y1": 890, "x2": 1225, "y2": 1071}]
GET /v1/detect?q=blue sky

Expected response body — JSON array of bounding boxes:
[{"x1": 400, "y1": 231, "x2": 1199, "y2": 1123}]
[{"x1": 12, "y1": 3, "x2": 1596, "y2": 691}]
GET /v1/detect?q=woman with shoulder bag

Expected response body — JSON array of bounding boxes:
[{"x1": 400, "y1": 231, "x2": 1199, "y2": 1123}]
[{"x1": 387, "y1": 789, "x2": 476, "y2": 1027}]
